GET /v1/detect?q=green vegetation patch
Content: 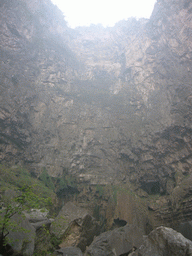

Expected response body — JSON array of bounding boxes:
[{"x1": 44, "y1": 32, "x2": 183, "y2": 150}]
[
  {"x1": 55, "y1": 173, "x2": 79, "y2": 198},
  {"x1": 39, "y1": 168, "x2": 55, "y2": 191},
  {"x1": 0, "y1": 164, "x2": 55, "y2": 202}
]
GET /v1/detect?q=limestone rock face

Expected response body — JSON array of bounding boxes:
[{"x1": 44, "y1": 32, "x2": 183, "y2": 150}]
[
  {"x1": 0, "y1": 0, "x2": 192, "y2": 190},
  {"x1": 1, "y1": 0, "x2": 192, "y2": 232},
  {"x1": 138, "y1": 226, "x2": 192, "y2": 256}
]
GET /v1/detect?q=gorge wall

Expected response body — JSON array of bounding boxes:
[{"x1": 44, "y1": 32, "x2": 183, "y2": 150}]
[{"x1": 1, "y1": 0, "x2": 192, "y2": 232}]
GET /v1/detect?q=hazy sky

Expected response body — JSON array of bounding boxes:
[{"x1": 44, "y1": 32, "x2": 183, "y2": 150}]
[{"x1": 51, "y1": 0, "x2": 157, "y2": 28}]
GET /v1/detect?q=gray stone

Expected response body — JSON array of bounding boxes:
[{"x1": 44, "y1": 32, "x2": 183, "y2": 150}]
[
  {"x1": 24, "y1": 208, "x2": 49, "y2": 221},
  {"x1": 31, "y1": 219, "x2": 52, "y2": 230},
  {"x1": 84, "y1": 224, "x2": 143, "y2": 256},
  {"x1": 55, "y1": 247, "x2": 83, "y2": 256},
  {"x1": 51, "y1": 202, "x2": 88, "y2": 237},
  {"x1": 138, "y1": 226, "x2": 192, "y2": 256},
  {"x1": 51, "y1": 202, "x2": 100, "y2": 252},
  {"x1": 7, "y1": 213, "x2": 36, "y2": 256},
  {"x1": 24, "y1": 209, "x2": 52, "y2": 230},
  {"x1": 59, "y1": 213, "x2": 100, "y2": 252}
]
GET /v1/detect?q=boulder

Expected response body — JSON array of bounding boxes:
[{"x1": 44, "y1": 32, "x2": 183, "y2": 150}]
[
  {"x1": 51, "y1": 202, "x2": 100, "y2": 252},
  {"x1": 24, "y1": 208, "x2": 52, "y2": 230},
  {"x1": 31, "y1": 219, "x2": 52, "y2": 230},
  {"x1": 7, "y1": 213, "x2": 36, "y2": 256},
  {"x1": 138, "y1": 226, "x2": 192, "y2": 256},
  {"x1": 51, "y1": 202, "x2": 88, "y2": 237},
  {"x1": 84, "y1": 224, "x2": 143, "y2": 256},
  {"x1": 55, "y1": 247, "x2": 83, "y2": 256},
  {"x1": 24, "y1": 208, "x2": 49, "y2": 221},
  {"x1": 59, "y1": 214, "x2": 100, "y2": 252}
]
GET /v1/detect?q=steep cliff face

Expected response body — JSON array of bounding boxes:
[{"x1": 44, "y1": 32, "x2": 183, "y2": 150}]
[{"x1": 1, "y1": 0, "x2": 192, "y2": 230}]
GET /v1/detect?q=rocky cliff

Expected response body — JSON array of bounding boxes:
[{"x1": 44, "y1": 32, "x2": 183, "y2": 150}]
[{"x1": 1, "y1": 0, "x2": 192, "y2": 233}]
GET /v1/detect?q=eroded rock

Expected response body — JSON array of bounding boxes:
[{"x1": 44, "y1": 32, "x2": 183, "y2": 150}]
[
  {"x1": 51, "y1": 202, "x2": 88, "y2": 237},
  {"x1": 51, "y1": 202, "x2": 100, "y2": 251},
  {"x1": 7, "y1": 213, "x2": 36, "y2": 256},
  {"x1": 138, "y1": 226, "x2": 192, "y2": 256},
  {"x1": 55, "y1": 247, "x2": 83, "y2": 256},
  {"x1": 84, "y1": 224, "x2": 143, "y2": 256}
]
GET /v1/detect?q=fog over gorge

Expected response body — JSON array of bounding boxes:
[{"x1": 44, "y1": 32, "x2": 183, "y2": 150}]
[
  {"x1": 1, "y1": 0, "x2": 192, "y2": 255},
  {"x1": 51, "y1": 0, "x2": 156, "y2": 28}
]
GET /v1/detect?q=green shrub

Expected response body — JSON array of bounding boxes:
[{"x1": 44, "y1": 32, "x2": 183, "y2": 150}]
[
  {"x1": 39, "y1": 168, "x2": 55, "y2": 191},
  {"x1": 96, "y1": 185, "x2": 104, "y2": 197},
  {"x1": 57, "y1": 174, "x2": 77, "y2": 192},
  {"x1": 93, "y1": 205, "x2": 100, "y2": 220}
]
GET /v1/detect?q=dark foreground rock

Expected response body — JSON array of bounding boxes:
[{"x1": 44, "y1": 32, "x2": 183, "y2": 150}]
[
  {"x1": 55, "y1": 247, "x2": 83, "y2": 256},
  {"x1": 84, "y1": 224, "x2": 143, "y2": 256},
  {"x1": 177, "y1": 221, "x2": 192, "y2": 241},
  {"x1": 138, "y1": 226, "x2": 192, "y2": 256}
]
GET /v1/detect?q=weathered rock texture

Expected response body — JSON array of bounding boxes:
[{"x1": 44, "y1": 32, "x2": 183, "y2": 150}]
[
  {"x1": 137, "y1": 226, "x2": 192, "y2": 256},
  {"x1": 84, "y1": 224, "x2": 143, "y2": 256},
  {"x1": 1, "y1": 0, "x2": 192, "y2": 233},
  {"x1": 55, "y1": 247, "x2": 83, "y2": 256},
  {"x1": 51, "y1": 202, "x2": 100, "y2": 251},
  {"x1": 8, "y1": 213, "x2": 36, "y2": 256},
  {"x1": 51, "y1": 202, "x2": 89, "y2": 237}
]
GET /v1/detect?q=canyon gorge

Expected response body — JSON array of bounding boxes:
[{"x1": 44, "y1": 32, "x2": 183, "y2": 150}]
[{"x1": 1, "y1": 0, "x2": 192, "y2": 255}]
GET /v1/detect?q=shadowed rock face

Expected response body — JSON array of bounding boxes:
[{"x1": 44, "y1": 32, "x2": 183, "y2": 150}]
[
  {"x1": 0, "y1": 0, "x2": 192, "y2": 230},
  {"x1": 55, "y1": 247, "x2": 83, "y2": 256}
]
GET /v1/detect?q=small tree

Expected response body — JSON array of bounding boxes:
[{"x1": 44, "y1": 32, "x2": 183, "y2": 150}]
[{"x1": 0, "y1": 185, "x2": 52, "y2": 255}]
